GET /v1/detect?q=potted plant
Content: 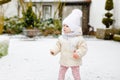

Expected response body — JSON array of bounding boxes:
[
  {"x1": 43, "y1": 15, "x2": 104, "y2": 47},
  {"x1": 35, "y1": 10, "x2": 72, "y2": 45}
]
[
  {"x1": 22, "y1": 2, "x2": 40, "y2": 38},
  {"x1": 96, "y1": 0, "x2": 114, "y2": 39}
]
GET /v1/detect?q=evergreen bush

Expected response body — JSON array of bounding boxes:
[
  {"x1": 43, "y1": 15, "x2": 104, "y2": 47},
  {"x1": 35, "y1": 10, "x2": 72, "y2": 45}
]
[
  {"x1": 102, "y1": 0, "x2": 114, "y2": 28},
  {"x1": 22, "y1": 3, "x2": 39, "y2": 29}
]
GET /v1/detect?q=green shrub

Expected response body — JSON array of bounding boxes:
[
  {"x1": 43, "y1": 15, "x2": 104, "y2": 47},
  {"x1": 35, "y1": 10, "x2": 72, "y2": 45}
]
[
  {"x1": 22, "y1": 4, "x2": 39, "y2": 29},
  {"x1": 0, "y1": 40, "x2": 9, "y2": 58},
  {"x1": 4, "y1": 16, "x2": 24, "y2": 34},
  {"x1": 102, "y1": 0, "x2": 114, "y2": 28},
  {"x1": 105, "y1": 0, "x2": 113, "y2": 10},
  {"x1": 40, "y1": 18, "x2": 62, "y2": 36}
]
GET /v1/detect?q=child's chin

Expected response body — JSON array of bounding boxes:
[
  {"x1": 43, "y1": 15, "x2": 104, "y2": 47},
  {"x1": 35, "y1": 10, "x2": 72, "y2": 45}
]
[{"x1": 64, "y1": 32, "x2": 68, "y2": 34}]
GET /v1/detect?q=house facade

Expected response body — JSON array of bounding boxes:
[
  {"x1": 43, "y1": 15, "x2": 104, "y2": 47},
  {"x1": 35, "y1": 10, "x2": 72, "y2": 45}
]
[
  {"x1": 2, "y1": 0, "x2": 120, "y2": 34},
  {"x1": 18, "y1": 0, "x2": 91, "y2": 34}
]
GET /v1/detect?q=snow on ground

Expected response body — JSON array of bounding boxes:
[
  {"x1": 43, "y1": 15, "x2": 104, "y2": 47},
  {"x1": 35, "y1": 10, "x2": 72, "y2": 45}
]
[{"x1": 0, "y1": 35, "x2": 120, "y2": 80}]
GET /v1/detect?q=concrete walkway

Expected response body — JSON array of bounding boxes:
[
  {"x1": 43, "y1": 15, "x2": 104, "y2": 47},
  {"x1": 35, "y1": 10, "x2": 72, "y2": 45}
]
[{"x1": 0, "y1": 35, "x2": 120, "y2": 80}]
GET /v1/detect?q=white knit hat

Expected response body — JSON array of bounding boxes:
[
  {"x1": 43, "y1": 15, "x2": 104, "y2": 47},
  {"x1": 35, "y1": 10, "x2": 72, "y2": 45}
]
[{"x1": 62, "y1": 9, "x2": 82, "y2": 35}]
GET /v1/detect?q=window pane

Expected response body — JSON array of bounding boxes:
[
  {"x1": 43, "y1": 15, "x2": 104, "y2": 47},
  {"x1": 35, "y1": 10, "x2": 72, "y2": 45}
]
[{"x1": 43, "y1": 5, "x2": 52, "y2": 20}]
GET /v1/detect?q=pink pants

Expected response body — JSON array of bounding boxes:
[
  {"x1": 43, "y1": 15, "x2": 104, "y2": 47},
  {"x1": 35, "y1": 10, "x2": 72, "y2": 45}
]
[{"x1": 58, "y1": 65, "x2": 81, "y2": 80}]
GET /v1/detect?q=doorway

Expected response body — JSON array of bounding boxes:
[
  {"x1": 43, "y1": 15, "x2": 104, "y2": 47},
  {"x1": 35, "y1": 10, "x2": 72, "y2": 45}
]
[{"x1": 61, "y1": 1, "x2": 91, "y2": 35}]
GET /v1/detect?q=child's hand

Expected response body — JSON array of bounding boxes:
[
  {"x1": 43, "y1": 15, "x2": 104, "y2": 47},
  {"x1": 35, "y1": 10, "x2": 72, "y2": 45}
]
[
  {"x1": 50, "y1": 50, "x2": 54, "y2": 55},
  {"x1": 73, "y1": 53, "x2": 79, "y2": 59}
]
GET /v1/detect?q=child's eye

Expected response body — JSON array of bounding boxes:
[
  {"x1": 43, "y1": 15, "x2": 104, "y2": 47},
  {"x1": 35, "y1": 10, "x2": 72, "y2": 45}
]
[
  {"x1": 65, "y1": 25, "x2": 69, "y2": 27},
  {"x1": 63, "y1": 24, "x2": 69, "y2": 27},
  {"x1": 66, "y1": 25, "x2": 69, "y2": 27}
]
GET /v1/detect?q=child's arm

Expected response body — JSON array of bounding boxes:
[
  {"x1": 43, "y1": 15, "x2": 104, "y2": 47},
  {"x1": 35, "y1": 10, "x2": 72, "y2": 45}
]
[
  {"x1": 73, "y1": 50, "x2": 80, "y2": 59},
  {"x1": 50, "y1": 50, "x2": 54, "y2": 55},
  {"x1": 50, "y1": 39, "x2": 61, "y2": 56},
  {"x1": 75, "y1": 37, "x2": 88, "y2": 58}
]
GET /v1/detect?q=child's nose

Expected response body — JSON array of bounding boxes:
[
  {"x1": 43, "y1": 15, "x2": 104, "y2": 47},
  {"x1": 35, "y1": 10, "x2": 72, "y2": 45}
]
[{"x1": 64, "y1": 27, "x2": 66, "y2": 30}]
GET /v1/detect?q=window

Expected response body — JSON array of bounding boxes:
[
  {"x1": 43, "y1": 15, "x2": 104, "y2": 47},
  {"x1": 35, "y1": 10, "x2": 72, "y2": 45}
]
[{"x1": 42, "y1": 5, "x2": 52, "y2": 20}]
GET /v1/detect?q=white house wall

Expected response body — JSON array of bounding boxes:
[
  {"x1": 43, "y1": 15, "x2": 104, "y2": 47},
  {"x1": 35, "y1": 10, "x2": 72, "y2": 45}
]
[
  {"x1": 3, "y1": 0, "x2": 18, "y2": 18},
  {"x1": 89, "y1": 0, "x2": 120, "y2": 30},
  {"x1": 113, "y1": 0, "x2": 120, "y2": 29},
  {"x1": 2, "y1": 0, "x2": 120, "y2": 29},
  {"x1": 89, "y1": 0, "x2": 106, "y2": 30}
]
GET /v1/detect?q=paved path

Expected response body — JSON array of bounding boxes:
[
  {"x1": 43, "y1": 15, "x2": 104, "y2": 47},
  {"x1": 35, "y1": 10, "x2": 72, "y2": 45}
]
[{"x1": 0, "y1": 37, "x2": 120, "y2": 80}]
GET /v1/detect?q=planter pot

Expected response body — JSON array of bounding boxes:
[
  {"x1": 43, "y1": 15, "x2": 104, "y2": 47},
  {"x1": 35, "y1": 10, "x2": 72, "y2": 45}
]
[
  {"x1": 96, "y1": 28, "x2": 113, "y2": 39},
  {"x1": 113, "y1": 34, "x2": 120, "y2": 41},
  {"x1": 96, "y1": 28, "x2": 106, "y2": 39},
  {"x1": 23, "y1": 28, "x2": 39, "y2": 38}
]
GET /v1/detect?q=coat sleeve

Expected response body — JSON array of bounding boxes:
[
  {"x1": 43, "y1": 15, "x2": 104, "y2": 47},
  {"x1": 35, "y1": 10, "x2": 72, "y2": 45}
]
[
  {"x1": 51, "y1": 38, "x2": 61, "y2": 55},
  {"x1": 76, "y1": 37, "x2": 88, "y2": 57}
]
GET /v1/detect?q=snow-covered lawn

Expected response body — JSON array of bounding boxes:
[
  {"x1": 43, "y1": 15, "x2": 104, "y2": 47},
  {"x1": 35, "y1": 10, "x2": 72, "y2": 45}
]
[{"x1": 0, "y1": 35, "x2": 120, "y2": 80}]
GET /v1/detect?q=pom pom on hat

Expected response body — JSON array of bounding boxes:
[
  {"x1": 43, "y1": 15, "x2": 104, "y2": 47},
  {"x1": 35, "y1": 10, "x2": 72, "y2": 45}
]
[{"x1": 62, "y1": 9, "x2": 82, "y2": 35}]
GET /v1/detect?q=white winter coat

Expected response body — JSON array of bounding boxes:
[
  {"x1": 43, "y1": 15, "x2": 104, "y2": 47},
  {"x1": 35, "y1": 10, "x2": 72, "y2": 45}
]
[{"x1": 51, "y1": 35, "x2": 87, "y2": 67}]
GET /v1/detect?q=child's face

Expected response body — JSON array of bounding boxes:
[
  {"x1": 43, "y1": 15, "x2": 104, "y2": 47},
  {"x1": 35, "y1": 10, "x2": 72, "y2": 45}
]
[{"x1": 63, "y1": 24, "x2": 71, "y2": 34}]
